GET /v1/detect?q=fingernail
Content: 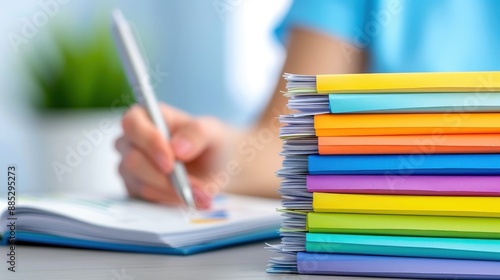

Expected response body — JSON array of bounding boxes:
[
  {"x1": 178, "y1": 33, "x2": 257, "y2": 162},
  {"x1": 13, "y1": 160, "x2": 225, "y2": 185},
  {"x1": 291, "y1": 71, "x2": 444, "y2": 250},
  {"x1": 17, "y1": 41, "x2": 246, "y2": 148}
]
[
  {"x1": 193, "y1": 187, "x2": 212, "y2": 210},
  {"x1": 156, "y1": 155, "x2": 171, "y2": 173},
  {"x1": 195, "y1": 195, "x2": 212, "y2": 210},
  {"x1": 173, "y1": 138, "x2": 192, "y2": 156}
]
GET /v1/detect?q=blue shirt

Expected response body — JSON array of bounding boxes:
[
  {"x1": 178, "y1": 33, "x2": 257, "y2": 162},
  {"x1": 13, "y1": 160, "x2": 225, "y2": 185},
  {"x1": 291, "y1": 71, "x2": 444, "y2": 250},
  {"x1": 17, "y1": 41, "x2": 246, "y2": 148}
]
[{"x1": 275, "y1": 0, "x2": 500, "y2": 73}]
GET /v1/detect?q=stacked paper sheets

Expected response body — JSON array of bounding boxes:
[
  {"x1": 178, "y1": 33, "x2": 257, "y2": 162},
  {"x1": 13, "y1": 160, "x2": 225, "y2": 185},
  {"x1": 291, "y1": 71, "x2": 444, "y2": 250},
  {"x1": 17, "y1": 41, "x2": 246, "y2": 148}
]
[{"x1": 268, "y1": 71, "x2": 500, "y2": 279}]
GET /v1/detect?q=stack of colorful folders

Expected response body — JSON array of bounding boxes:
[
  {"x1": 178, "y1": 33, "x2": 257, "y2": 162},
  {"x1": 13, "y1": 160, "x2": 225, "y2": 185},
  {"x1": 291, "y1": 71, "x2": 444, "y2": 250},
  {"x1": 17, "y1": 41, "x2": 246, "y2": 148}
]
[{"x1": 268, "y1": 72, "x2": 500, "y2": 279}]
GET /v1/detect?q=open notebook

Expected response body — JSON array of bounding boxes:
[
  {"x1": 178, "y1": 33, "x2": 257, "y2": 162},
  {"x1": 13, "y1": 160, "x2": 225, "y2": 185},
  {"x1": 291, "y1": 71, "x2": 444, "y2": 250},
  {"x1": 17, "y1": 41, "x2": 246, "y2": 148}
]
[{"x1": 0, "y1": 194, "x2": 280, "y2": 255}]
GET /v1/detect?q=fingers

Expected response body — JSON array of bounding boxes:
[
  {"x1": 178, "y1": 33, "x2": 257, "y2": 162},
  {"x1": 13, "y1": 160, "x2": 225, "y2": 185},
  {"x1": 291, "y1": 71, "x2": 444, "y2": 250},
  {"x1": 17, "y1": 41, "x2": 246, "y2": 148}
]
[
  {"x1": 171, "y1": 117, "x2": 225, "y2": 162},
  {"x1": 121, "y1": 105, "x2": 174, "y2": 173},
  {"x1": 120, "y1": 170, "x2": 182, "y2": 205},
  {"x1": 119, "y1": 170, "x2": 142, "y2": 199},
  {"x1": 137, "y1": 184, "x2": 212, "y2": 209},
  {"x1": 116, "y1": 137, "x2": 170, "y2": 191},
  {"x1": 116, "y1": 136, "x2": 212, "y2": 209},
  {"x1": 159, "y1": 103, "x2": 191, "y2": 132},
  {"x1": 160, "y1": 104, "x2": 222, "y2": 161},
  {"x1": 119, "y1": 165, "x2": 212, "y2": 209},
  {"x1": 123, "y1": 105, "x2": 224, "y2": 165},
  {"x1": 190, "y1": 176, "x2": 214, "y2": 209},
  {"x1": 135, "y1": 182, "x2": 183, "y2": 205},
  {"x1": 118, "y1": 104, "x2": 223, "y2": 209}
]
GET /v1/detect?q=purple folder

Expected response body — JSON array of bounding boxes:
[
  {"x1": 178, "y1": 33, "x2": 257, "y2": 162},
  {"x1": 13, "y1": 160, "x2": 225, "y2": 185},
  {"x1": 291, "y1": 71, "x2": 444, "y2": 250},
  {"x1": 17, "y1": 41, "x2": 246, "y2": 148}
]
[
  {"x1": 297, "y1": 252, "x2": 500, "y2": 279},
  {"x1": 307, "y1": 175, "x2": 500, "y2": 196}
]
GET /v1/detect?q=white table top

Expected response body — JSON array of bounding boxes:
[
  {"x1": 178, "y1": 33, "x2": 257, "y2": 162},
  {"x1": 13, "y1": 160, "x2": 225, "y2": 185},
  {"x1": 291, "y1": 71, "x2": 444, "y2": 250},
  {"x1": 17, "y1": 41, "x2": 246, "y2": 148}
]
[{"x1": 1, "y1": 241, "x2": 413, "y2": 280}]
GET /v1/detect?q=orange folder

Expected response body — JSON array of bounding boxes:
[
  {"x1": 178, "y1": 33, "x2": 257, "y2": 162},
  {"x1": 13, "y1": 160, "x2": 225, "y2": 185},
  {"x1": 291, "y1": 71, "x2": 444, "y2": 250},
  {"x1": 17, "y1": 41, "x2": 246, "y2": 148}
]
[
  {"x1": 318, "y1": 135, "x2": 500, "y2": 155},
  {"x1": 314, "y1": 113, "x2": 500, "y2": 136}
]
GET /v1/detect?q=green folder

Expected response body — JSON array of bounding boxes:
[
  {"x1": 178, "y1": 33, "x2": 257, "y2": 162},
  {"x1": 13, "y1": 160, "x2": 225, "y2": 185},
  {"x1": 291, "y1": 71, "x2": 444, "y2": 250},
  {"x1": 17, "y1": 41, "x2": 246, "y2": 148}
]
[
  {"x1": 306, "y1": 233, "x2": 500, "y2": 261},
  {"x1": 308, "y1": 212, "x2": 500, "y2": 239}
]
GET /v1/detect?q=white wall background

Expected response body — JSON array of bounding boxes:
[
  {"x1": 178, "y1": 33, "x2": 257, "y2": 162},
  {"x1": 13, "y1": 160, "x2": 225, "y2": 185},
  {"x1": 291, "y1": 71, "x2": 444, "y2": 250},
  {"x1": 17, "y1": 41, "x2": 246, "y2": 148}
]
[{"x1": 226, "y1": 0, "x2": 291, "y2": 122}]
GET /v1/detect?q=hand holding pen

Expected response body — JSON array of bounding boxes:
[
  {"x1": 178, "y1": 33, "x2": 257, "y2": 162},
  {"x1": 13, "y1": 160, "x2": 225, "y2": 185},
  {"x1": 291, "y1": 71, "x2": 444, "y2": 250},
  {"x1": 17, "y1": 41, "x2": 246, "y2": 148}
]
[{"x1": 112, "y1": 10, "x2": 229, "y2": 209}]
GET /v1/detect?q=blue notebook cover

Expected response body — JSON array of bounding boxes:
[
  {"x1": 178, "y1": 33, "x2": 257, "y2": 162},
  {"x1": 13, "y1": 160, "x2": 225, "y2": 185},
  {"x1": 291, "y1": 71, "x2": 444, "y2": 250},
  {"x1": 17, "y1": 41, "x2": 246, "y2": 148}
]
[
  {"x1": 1, "y1": 229, "x2": 279, "y2": 255},
  {"x1": 308, "y1": 154, "x2": 500, "y2": 175},
  {"x1": 0, "y1": 194, "x2": 281, "y2": 255},
  {"x1": 329, "y1": 93, "x2": 500, "y2": 114},
  {"x1": 297, "y1": 252, "x2": 500, "y2": 279}
]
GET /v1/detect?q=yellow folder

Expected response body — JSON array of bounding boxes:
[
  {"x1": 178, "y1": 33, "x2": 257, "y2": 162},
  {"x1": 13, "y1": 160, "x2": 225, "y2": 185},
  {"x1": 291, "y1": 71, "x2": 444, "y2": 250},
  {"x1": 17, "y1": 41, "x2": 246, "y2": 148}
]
[
  {"x1": 316, "y1": 71, "x2": 500, "y2": 93},
  {"x1": 314, "y1": 113, "x2": 500, "y2": 136},
  {"x1": 313, "y1": 193, "x2": 500, "y2": 217}
]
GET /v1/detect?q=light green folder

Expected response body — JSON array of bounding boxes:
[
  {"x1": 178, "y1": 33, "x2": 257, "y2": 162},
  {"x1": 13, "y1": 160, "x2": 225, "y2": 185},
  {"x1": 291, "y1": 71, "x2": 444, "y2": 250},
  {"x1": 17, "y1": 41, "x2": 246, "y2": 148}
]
[{"x1": 307, "y1": 212, "x2": 500, "y2": 239}]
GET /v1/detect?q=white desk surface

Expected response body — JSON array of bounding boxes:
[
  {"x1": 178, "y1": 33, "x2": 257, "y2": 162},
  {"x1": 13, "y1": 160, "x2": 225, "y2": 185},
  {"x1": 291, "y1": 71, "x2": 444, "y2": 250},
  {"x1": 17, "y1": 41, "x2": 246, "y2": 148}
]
[{"x1": 1, "y1": 241, "x2": 413, "y2": 280}]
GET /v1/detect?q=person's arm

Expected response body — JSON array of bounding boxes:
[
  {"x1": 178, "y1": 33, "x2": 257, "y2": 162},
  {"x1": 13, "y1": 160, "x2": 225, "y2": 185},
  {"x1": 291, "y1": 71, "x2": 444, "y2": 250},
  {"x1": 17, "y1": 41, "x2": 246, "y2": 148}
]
[
  {"x1": 115, "y1": 27, "x2": 366, "y2": 208},
  {"x1": 225, "y1": 27, "x2": 366, "y2": 197}
]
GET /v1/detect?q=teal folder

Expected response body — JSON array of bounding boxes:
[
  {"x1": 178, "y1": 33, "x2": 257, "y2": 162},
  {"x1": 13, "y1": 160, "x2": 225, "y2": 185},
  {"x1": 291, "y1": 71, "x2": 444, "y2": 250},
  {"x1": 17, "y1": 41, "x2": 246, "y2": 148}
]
[
  {"x1": 329, "y1": 93, "x2": 500, "y2": 113},
  {"x1": 306, "y1": 233, "x2": 500, "y2": 261}
]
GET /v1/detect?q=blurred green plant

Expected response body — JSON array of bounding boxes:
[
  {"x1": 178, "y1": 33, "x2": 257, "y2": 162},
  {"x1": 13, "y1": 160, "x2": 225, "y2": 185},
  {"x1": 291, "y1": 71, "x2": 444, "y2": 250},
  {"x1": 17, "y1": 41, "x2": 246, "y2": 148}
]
[{"x1": 23, "y1": 21, "x2": 134, "y2": 110}]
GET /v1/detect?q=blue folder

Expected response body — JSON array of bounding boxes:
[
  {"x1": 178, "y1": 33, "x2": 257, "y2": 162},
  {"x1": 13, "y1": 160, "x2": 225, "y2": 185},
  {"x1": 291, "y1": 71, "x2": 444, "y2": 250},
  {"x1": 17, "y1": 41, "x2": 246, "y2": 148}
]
[
  {"x1": 297, "y1": 252, "x2": 500, "y2": 279},
  {"x1": 308, "y1": 154, "x2": 500, "y2": 175}
]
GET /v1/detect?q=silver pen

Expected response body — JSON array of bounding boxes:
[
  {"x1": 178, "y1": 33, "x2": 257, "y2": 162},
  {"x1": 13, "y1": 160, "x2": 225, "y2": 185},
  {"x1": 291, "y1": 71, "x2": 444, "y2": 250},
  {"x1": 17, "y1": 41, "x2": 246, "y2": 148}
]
[{"x1": 111, "y1": 9, "x2": 196, "y2": 210}]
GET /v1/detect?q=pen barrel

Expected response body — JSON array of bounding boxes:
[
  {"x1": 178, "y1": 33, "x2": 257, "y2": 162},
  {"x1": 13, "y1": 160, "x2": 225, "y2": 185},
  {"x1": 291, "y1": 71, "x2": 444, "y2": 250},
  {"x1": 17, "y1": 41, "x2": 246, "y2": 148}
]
[
  {"x1": 112, "y1": 9, "x2": 196, "y2": 210},
  {"x1": 171, "y1": 162, "x2": 196, "y2": 208}
]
